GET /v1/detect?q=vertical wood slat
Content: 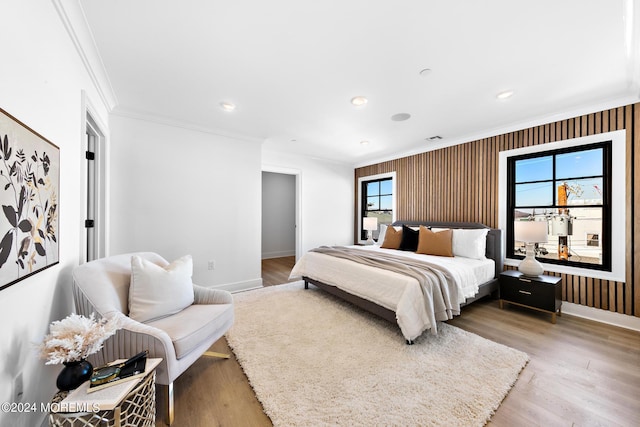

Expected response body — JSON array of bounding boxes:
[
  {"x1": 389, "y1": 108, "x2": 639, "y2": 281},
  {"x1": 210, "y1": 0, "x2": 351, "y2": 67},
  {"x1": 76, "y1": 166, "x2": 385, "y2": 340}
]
[
  {"x1": 625, "y1": 105, "x2": 633, "y2": 315},
  {"x1": 634, "y1": 103, "x2": 640, "y2": 316},
  {"x1": 355, "y1": 102, "x2": 639, "y2": 318}
]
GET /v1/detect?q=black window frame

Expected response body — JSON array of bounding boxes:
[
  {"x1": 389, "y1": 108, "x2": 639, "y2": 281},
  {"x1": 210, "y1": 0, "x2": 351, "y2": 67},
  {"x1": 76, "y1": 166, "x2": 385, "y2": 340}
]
[
  {"x1": 506, "y1": 141, "x2": 612, "y2": 271},
  {"x1": 360, "y1": 177, "x2": 393, "y2": 241}
]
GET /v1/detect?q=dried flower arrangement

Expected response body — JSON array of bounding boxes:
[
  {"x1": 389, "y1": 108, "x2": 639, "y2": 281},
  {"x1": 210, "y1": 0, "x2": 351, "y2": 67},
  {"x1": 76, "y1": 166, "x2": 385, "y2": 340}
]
[{"x1": 39, "y1": 313, "x2": 120, "y2": 365}]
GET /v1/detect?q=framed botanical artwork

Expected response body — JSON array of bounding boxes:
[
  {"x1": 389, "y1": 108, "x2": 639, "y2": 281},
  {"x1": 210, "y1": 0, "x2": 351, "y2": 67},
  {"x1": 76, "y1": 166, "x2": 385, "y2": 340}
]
[{"x1": 0, "y1": 108, "x2": 59, "y2": 290}]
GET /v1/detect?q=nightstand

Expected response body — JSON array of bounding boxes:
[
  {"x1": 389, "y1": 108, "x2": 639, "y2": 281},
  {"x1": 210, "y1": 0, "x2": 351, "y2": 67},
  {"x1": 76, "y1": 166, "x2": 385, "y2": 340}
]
[
  {"x1": 499, "y1": 270, "x2": 562, "y2": 323},
  {"x1": 49, "y1": 358, "x2": 161, "y2": 427}
]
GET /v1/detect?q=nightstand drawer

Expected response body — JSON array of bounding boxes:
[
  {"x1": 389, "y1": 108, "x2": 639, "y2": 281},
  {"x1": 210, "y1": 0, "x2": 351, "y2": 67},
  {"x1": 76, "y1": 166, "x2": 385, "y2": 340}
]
[
  {"x1": 500, "y1": 277, "x2": 557, "y2": 312},
  {"x1": 499, "y1": 270, "x2": 562, "y2": 323}
]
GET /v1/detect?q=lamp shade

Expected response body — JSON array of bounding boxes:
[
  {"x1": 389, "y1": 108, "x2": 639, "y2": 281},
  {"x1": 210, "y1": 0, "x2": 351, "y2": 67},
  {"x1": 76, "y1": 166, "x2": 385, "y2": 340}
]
[
  {"x1": 363, "y1": 217, "x2": 378, "y2": 231},
  {"x1": 514, "y1": 220, "x2": 548, "y2": 243}
]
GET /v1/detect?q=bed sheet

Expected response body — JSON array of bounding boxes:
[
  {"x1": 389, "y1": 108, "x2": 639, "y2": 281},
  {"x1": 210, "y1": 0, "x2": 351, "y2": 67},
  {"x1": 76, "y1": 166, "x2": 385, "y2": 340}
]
[{"x1": 289, "y1": 245, "x2": 495, "y2": 340}]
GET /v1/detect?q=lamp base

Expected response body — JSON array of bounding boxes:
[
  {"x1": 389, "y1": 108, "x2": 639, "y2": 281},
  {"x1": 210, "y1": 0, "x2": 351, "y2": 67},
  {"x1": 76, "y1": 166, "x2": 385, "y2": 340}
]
[
  {"x1": 364, "y1": 231, "x2": 375, "y2": 245},
  {"x1": 518, "y1": 243, "x2": 544, "y2": 276}
]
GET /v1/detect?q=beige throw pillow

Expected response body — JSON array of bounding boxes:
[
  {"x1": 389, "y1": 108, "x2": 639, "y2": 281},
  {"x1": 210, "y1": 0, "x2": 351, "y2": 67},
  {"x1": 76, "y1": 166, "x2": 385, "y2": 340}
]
[
  {"x1": 417, "y1": 226, "x2": 454, "y2": 257},
  {"x1": 380, "y1": 226, "x2": 402, "y2": 249},
  {"x1": 129, "y1": 254, "x2": 195, "y2": 323}
]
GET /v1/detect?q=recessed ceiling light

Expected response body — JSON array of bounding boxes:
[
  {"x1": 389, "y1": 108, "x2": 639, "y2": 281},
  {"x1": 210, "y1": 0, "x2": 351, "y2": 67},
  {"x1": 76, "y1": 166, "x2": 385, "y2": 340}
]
[
  {"x1": 360, "y1": 140, "x2": 370, "y2": 146},
  {"x1": 220, "y1": 102, "x2": 236, "y2": 112},
  {"x1": 351, "y1": 96, "x2": 368, "y2": 107},
  {"x1": 496, "y1": 90, "x2": 514, "y2": 100},
  {"x1": 391, "y1": 113, "x2": 411, "y2": 122},
  {"x1": 419, "y1": 68, "x2": 432, "y2": 77}
]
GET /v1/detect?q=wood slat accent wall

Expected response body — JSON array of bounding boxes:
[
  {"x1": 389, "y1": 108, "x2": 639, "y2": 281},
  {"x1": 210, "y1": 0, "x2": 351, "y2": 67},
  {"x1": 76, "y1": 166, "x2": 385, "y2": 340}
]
[{"x1": 355, "y1": 103, "x2": 639, "y2": 317}]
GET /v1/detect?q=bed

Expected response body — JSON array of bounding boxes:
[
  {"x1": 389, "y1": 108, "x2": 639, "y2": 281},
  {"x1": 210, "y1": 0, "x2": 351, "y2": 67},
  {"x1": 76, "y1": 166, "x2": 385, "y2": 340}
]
[{"x1": 289, "y1": 221, "x2": 503, "y2": 343}]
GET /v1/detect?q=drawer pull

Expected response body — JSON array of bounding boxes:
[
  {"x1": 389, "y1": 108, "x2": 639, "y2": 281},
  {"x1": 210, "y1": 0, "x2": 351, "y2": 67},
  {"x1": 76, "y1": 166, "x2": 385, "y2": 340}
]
[
  {"x1": 518, "y1": 290, "x2": 532, "y2": 295},
  {"x1": 518, "y1": 277, "x2": 532, "y2": 283}
]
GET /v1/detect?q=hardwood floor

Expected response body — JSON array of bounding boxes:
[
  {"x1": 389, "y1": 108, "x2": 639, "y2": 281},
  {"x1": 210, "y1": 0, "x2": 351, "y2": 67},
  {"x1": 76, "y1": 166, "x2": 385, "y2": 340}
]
[
  {"x1": 160, "y1": 258, "x2": 640, "y2": 426},
  {"x1": 261, "y1": 256, "x2": 296, "y2": 287}
]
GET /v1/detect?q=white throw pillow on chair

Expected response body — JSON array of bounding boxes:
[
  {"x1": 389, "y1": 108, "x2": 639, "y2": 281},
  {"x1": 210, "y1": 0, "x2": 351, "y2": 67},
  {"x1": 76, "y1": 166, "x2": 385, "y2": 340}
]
[{"x1": 129, "y1": 254, "x2": 195, "y2": 323}]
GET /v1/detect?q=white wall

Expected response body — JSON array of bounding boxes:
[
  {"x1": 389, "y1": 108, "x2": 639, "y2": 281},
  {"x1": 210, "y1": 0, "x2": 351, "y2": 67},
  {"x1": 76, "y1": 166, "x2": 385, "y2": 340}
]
[
  {"x1": 262, "y1": 172, "x2": 296, "y2": 259},
  {"x1": 262, "y1": 150, "x2": 354, "y2": 253},
  {"x1": 108, "y1": 114, "x2": 262, "y2": 291},
  {"x1": 0, "y1": 2, "x2": 110, "y2": 426}
]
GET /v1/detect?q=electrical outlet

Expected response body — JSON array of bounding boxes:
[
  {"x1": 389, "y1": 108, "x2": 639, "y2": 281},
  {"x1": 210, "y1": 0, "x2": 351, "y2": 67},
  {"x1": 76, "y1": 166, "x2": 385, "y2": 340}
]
[{"x1": 207, "y1": 260, "x2": 215, "y2": 270}]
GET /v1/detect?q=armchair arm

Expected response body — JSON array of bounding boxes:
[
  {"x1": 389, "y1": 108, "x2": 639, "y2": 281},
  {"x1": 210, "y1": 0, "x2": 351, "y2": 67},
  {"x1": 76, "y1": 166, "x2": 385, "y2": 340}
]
[
  {"x1": 193, "y1": 284, "x2": 233, "y2": 305},
  {"x1": 90, "y1": 311, "x2": 177, "y2": 384}
]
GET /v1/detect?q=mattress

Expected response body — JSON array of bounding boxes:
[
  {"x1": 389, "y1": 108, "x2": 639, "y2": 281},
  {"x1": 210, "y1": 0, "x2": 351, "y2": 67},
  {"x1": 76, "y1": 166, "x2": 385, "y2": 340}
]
[{"x1": 289, "y1": 245, "x2": 495, "y2": 340}]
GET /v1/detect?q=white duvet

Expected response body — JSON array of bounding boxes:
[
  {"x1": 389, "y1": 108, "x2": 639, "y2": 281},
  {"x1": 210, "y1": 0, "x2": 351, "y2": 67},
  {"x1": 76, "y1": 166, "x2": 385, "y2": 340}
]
[{"x1": 289, "y1": 245, "x2": 495, "y2": 340}]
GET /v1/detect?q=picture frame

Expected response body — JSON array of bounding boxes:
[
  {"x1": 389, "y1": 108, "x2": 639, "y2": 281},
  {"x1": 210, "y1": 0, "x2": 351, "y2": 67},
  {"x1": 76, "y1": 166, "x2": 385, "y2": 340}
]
[{"x1": 0, "y1": 108, "x2": 59, "y2": 290}]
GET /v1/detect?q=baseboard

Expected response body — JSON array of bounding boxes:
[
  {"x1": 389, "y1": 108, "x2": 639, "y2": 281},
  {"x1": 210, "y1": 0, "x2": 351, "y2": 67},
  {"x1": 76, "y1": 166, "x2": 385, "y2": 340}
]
[
  {"x1": 210, "y1": 278, "x2": 263, "y2": 293},
  {"x1": 562, "y1": 302, "x2": 640, "y2": 332},
  {"x1": 262, "y1": 250, "x2": 295, "y2": 259}
]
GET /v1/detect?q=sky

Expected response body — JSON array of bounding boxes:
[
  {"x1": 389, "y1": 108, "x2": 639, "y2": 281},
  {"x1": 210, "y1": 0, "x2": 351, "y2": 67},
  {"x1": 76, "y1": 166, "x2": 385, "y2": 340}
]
[{"x1": 515, "y1": 147, "x2": 604, "y2": 207}]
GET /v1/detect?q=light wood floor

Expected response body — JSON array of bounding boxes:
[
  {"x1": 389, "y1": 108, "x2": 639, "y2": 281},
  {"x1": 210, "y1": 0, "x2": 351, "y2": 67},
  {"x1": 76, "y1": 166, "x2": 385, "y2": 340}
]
[
  {"x1": 261, "y1": 256, "x2": 296, "y2": 287},
  {"x1": 160, "y1": 257, "x2": 640, "y2": 426}
]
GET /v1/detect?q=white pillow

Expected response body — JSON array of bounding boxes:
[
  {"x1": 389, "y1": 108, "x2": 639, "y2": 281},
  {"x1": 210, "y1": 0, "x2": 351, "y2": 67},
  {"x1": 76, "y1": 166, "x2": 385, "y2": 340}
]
[
  {"x1": 129, "y1": 254, "x2": 195, "y2": 323},
  {"x1": 452, "y1": 229, "x2": 489, "y2": 260},
  {"x1": 376, "y1": 224, "x2": 387, "y2": 245}
]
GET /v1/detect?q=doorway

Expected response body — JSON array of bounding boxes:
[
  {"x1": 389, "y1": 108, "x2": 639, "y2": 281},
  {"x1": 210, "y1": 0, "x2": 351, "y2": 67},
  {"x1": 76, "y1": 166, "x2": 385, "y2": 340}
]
[
  {"x1": 261, "y1": 167, "x2": 301, "y2": 285},
  {"x1": 82, "y1": 112, "x2": 106, "y2": 263}
]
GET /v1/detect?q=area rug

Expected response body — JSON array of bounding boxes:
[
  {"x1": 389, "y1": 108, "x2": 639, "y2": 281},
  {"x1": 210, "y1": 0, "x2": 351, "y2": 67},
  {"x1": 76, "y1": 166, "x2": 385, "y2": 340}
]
[{"x1": 227, "y1": 282, "x2": 528, "y2": 426}]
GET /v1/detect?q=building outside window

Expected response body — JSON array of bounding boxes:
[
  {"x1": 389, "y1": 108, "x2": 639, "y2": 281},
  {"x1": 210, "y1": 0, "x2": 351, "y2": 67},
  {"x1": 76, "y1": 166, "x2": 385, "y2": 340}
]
[{"x1": 507, "y1": 141, "x2": 611, "y2": 271}]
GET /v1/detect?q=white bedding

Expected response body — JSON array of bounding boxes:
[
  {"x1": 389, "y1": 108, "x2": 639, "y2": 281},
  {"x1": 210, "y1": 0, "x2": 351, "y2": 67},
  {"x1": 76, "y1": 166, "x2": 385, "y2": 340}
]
[{"x1": 289, "y1": 245, "x2": 495, "y2": 340}]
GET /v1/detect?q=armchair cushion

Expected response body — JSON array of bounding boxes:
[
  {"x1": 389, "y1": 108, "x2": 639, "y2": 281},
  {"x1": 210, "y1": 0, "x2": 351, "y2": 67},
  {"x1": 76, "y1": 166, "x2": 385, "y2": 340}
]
[
  {"x1": 146, "y1": 303, "x2": 234, "y2": 359},
  {"x1": 129, "y1": 254, "x2": 195, "y2": 322}
]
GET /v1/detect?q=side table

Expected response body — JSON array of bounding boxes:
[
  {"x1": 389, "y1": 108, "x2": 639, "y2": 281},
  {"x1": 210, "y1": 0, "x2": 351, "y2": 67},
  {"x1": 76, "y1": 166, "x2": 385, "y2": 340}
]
[
  {"x1": 499, "y1": 270, "x2": 562, "y2": 323},
  {"x1": 49, "y1": 358, "x2": 161, "y2": 427}
]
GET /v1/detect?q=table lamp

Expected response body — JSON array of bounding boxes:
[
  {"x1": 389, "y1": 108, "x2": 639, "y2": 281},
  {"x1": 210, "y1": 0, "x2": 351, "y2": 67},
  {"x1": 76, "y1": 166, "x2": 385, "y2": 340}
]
[
  {"x1": 514, "y1": 220, "x2": 548, "y2": 276},
  {"x1": 363, "y1": 217, "x2": 378, "y2": 245}
]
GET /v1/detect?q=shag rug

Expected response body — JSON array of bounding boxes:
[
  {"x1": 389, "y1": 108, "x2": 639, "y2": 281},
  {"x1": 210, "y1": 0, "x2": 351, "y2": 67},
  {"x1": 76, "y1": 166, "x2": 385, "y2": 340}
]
[{"x1": 227, "y1": 282, "x2": 528, "y2": 426}]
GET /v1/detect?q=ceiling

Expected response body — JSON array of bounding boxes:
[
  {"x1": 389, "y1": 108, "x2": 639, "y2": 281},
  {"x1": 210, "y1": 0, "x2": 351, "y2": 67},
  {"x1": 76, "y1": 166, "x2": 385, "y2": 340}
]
[{"x1": 79, "y1": 0, "x2": 639, "y2": 166}]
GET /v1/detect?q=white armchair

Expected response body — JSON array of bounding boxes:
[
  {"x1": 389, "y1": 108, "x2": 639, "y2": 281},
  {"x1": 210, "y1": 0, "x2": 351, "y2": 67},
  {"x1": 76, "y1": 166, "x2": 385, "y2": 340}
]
[{"x1": 72, "y1": 252, "x2": 234, "y2": 425}]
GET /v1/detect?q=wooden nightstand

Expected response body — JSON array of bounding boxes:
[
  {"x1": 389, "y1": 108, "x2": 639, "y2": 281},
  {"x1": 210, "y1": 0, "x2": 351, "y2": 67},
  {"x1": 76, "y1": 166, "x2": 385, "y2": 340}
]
[{"x1": 499, "y1": 270, "x2": 562, "y2": 323}]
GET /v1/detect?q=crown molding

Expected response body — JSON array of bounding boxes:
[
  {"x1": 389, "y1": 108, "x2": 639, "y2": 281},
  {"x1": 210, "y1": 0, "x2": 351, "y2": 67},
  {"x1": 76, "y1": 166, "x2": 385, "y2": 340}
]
[
  {"x1": 51, "y1": 0, "x2": 118, "y2": 111},
  {"x1": 111, "y1": 106, "x2": 264, "y2": 144}
]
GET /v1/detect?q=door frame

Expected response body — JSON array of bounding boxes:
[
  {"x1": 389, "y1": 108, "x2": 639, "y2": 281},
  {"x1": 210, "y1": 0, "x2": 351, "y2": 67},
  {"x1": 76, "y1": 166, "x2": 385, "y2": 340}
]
[
  {"x1": 261, "y1": 165, "x2": 302, "y2": 261},
  {"x1": 80, "y1": 91, "x2": 109, "y2": 263}
]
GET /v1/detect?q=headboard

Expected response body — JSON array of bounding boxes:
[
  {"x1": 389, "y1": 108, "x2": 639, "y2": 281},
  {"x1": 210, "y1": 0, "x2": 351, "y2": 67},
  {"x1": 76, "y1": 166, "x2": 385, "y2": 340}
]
[{"x1": 391, "y1": 221, "x2": 503, "y2": 278}]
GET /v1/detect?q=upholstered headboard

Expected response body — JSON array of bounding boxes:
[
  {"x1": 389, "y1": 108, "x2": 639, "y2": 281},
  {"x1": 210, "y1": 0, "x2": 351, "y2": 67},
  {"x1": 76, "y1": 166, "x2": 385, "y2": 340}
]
[{"x1": 391, "y1": 221, "x2": 503, "y2": 278}]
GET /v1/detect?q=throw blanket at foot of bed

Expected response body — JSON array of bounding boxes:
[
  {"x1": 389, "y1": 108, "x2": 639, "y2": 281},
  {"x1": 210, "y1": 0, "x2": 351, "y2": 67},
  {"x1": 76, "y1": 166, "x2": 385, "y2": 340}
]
[{"x1": 309, "y1": 246, "x2": 463, "y2": 336}]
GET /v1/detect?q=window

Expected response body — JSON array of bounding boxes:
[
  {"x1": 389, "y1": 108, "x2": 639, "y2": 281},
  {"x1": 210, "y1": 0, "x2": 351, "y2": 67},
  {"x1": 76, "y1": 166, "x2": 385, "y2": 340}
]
[
  {"x1": 357, "y1": 173, "x2": 395, "y2": 241},
  {"x1": 507, "y1": 142, "x2": 611, "y2": 271}
]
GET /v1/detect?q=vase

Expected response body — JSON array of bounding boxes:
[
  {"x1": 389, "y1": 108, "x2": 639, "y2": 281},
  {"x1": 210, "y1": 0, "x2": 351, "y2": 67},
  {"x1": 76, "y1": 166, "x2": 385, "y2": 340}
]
[{"x1": 56, "y1": 359, "x2": 93, "y2": 391}]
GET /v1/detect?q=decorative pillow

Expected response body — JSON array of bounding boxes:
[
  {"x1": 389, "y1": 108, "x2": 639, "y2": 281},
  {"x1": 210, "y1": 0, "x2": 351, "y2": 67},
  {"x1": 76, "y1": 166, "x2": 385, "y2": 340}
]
[
  {"x1": 380, "y1": 226, "x2": 402, "y2": 249},
  {"x1": 452, "y1": 228, "x2": 489, "y2": 260},
  {"x1": 416, "y1": 226, "x2": 454, "y2": 257},
  {"x1": 376, "y1": 224, "x2": 387, "y2": 246},
  {"x1": 398, "y1": 225, "x2": 420, "y2": 251},
  {"x1": 129, "y1": 255, "x2": 195, "y2": 323},
  {"x1": 430, "y1": 227, "x2": 450, "y2": 233}
]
